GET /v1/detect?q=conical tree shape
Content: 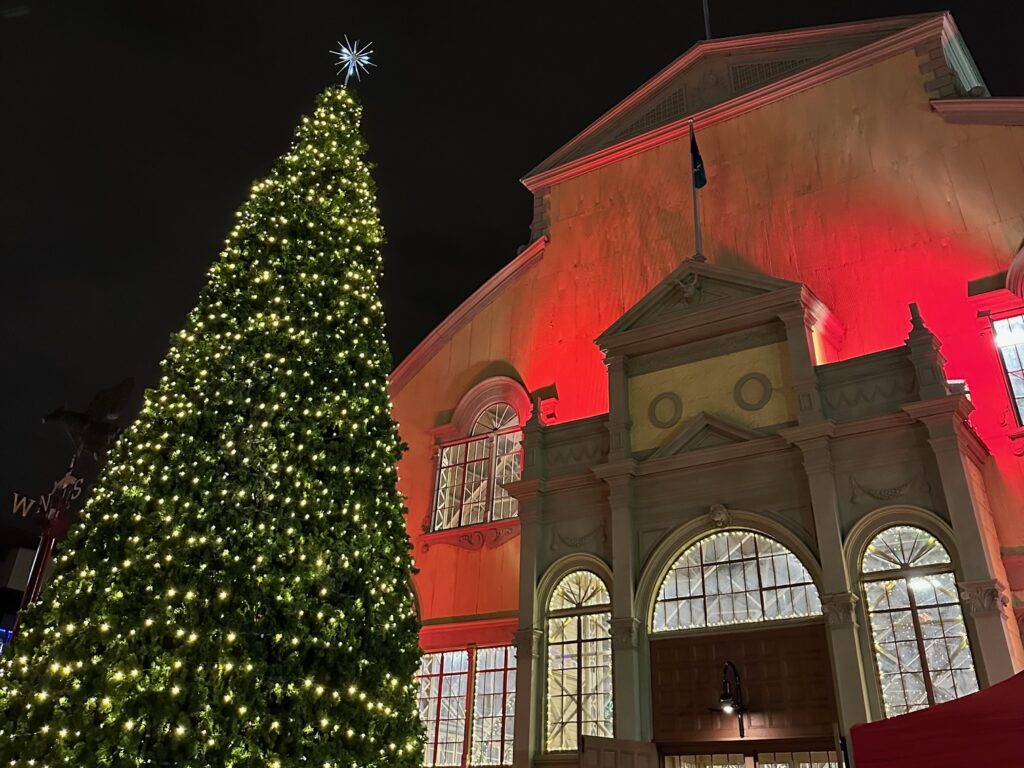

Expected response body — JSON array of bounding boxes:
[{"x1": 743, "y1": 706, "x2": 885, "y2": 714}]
[{"x1": 0, "y1": 87, "x2": 423, "y2": 767}]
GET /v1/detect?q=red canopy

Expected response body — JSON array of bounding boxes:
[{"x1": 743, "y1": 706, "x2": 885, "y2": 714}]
[{"x1": 850, "y1": 672, "x2": 1024, "y2": 767}]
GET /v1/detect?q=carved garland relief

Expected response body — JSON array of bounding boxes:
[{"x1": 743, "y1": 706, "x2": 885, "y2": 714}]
[{"x1": 420, "y1": 523, "x2": 519, "y2": 553}]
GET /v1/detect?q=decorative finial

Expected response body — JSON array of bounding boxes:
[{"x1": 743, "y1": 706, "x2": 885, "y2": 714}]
[
  {"x1": 907, "y1": 302, "x2": 931, "y2": 340},
  {"x1": 330, "y1": 36, "x2": 375, "y2": 85}
]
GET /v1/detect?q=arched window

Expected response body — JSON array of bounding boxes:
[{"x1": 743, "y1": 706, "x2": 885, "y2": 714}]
[
  {"x1": 860, "y1": 525, "x2": 979, "y2": 717},
  {"x1": 433, "y1": 403, "x2": 523, "y2": 530},
  {"x1": 545, "y1": 571, "x2": 613, "y2": 751},
  {"x1": 651, "y1": 530, "x2": 821, "y2": 632}
]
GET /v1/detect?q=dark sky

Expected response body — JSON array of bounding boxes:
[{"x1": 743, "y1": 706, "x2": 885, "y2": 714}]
[{"x1": 2, "y1": 1, "x2": 1022, "y2": 543}]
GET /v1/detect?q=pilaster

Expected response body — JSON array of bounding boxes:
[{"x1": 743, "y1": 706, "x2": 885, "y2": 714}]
[
  {"x1": 513, "y1": 412, "x2": 545, "y2": 767},
  {"x1": 903, "y1": 396, "x2": 1021, "y2": 683},
  {"x1": 779, "y1": 306, "x2": 824, "y2": 424},
  {"x1": 605, "y1": 355, "x2": 632, "y2": 461},
  {"x1": 598, "y1": 465, "x2": 645, "y2": 740},
  {"x1": 780, "y1": 423, "x2": 871, "y2": 730},
  {"x1": 512, "y1": 627, "x2": 543, "y2": 768}
]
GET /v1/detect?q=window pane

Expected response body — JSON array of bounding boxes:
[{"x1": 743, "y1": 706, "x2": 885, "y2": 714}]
[
  {"x1": 863, "y1": 565, "x2": 978, "y2": 717},
  {"x1": 548, "y1": 571, "x2": 610, "y2": 612},
  {"x1": 471, "y1": 646, "x2": 516, "y2": 766},
  {"x1": 471, "y1": 403, "x2": 519, "y2": 435},
  {"x1": 664, "y1": 756, "x2": 745, "y2": 768},
  {"x1": 417, "y1": 651, "x2": 469, "y2": 766},
  {"x1": 757, "y1": 752, "x2": 840, "y2": 768},
  {"x1": 862, "y1": 525, "x2": 952, "y2": 573},
  {"x1": 545, "y1": 586, "x2": 613, "y2": 753},
  {"x1": 652, "y1": 531, "x2": 819, "y2": 631},
  {"x1": 432, "y1": 407, "x2": 523, "y2": 530}
]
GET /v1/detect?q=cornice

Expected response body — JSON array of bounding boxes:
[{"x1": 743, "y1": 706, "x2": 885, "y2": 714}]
[
  {"x1": 522, "y1": 14, "x2": 946, "y2": 192},
  {"x1": 931, "y1": 98, "x2": 1024, "y2": 125},
  {"x1": 389, "y1": 235, "x2": 548, "y2": 395},
  {"x1": 599, "y1": 284, "x2": 807, "y2": 358},
  {"x1": 634, "y1": 434, "x2": 790, "y2": 475}
]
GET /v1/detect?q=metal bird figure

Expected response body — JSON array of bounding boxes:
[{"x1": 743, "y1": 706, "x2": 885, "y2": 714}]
[{"x1": 43, "y1": 377, "x2": 134, "y2": 462}]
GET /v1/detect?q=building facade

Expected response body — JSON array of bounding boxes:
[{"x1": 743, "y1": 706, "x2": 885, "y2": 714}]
[{"x1": 392, "y1": 13, "x2": 1024, "y2": 768}]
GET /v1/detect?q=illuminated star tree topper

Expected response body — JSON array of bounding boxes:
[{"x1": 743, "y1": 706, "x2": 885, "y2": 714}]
[{"x1": 331, "y1": 36, "x2": 375, "y2": 85}]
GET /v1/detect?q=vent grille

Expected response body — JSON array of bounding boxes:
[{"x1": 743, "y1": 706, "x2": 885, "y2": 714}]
[
  {"x1": 729, "y1": 57, "x2": 818, "y2": 94},
  {"x1": 614, "y1": 87, "x2": 688, "y2": 142}
]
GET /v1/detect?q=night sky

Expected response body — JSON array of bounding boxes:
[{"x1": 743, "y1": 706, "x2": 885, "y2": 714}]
[{"x1": 2, "y1": 2, "x2": 1022, "y2": 543}]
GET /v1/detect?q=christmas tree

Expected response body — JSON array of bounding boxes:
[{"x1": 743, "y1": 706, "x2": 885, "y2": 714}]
[{"x1": 0, "y1": 84, "x2": 423, "y2": 767}]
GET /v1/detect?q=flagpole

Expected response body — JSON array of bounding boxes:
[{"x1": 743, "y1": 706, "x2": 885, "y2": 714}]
[
  {"x1": 702, "y1": 0, "x2": 712, "y2": 39},
  {"x1": 689, "y1": 120, "x2": 705, "y2": 261}
]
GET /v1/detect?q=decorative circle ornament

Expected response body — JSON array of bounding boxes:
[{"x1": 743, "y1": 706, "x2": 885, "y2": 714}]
[
  {"x1": 733, "y1": 372, "x2": 773, "y2": 411},
  {"x1": 648, "y1": 392, "x2": 683, "y2": 429}
]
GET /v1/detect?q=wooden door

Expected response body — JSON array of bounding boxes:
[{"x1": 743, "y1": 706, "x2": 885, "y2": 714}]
[{"x1": 650, "y1": 621, "x2": 838, "y2": 752}]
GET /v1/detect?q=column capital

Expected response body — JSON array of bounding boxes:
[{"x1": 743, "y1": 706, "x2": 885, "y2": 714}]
[
  {"x1": 592, "y1": 459, "x2": 638, "y2": 480},
  {"x1": 780, "y1": 422, "x2": 836, "y2": 475},
  {"x1": 610, "y1": 617, "x2": 643, "y2": 651},
  {"x1": 514, "y1": 628, "x2": 544, "y2": 659},
  {"x1": 958, "y1": 579, "x2": 1009, "y2": 617},
  {"x1": 820, "y1": 591, "x2": 860, "y2": 628}
]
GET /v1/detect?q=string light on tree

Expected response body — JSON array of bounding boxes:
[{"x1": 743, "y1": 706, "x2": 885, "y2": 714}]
[{"x1": 0, "y1": 38, "x2": 423, "y2": 768}]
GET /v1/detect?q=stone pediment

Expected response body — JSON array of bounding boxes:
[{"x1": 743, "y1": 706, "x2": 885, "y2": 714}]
[
  {"x1": 650, "y1": 411, "x2": 764, "y2": 460},
  {"x1": 599, "y1": 258, "x2": 801, "y2": 341},
  {"x1": 526, "y1": 15, "x2": 935, "y2": 180}
]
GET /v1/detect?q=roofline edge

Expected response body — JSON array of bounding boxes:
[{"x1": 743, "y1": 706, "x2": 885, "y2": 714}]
[{"x1": 389, "y1": 235, "x2": 549, "y2": 396}]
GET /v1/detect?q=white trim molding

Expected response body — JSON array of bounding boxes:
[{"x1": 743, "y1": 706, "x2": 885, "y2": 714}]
[
  {"x1": 634, "y1": 511, "x2": 824, "y2": 631},
  {"x1": 931, "y1": 98, "x2": 1024, "y2": 125},
  {"x1": 390, "y1": 236, "x2": 547, "y2": 395}
]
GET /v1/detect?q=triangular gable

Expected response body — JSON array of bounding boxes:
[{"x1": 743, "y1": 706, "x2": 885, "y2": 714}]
[
  {"x1": 598, "y1": 258, "x2": 800, "y2": 341},
  {"x1": 650, "y1": 411, "x2": 764, "y2": 460},
  {"x1": 524, "y1": 14, "x2": 942, "y2": 186}
]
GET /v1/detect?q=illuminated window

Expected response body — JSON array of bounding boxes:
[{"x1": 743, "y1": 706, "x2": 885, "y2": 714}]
[
  {"x1": 418, "y1": 651, "x2": 470, "y2": 766},
  {"x1": 651, "y1": 531, "x2": 821, "y2": 632},
  {"x1": 470, "y1": 646, "x2": 516, "y2": 766},
  {"x1": 416, "y1": 646, "x2": 517, "y2": 767},
  {"x1": 861, "y1": 525, "x2": 978, "y2": 717},
  {"x1": 545, "y1": 570, "x2": 614, "y2": 751},
  {"x1": 993, "y1": 314, "x2": 1024, "y2": 423},
  {"x1": 433, "y1": 403, "x2": 522, "y2": 530}
]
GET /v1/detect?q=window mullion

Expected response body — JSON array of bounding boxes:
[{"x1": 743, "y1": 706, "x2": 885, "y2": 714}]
[
  {"x1": 753, "y1": 541, "x2": 767, "y2": 620},
  {"x1": 576, "y1": 615, "x2": 584, "y2": 744},
  {"x1": 499, "y1": 647, "x2": 510, "y2": 765},
  {"x1": 463, "y1": 647, "x2": 476, "y2": 768},
  {"x1": 432, "y1": 448, "x2": 443, "y2": 531},
  {"x1": 456, "y1": 448, "x2": 468, "y2": 529},
  {"x1": 432, "y1": 654, "x2": 445, "y2": 767},
  {"x1": 905, "y1": 582, "x2": 936, "y2": 706},
  {"x1": 699, "y1": 541, "x2": 707, "y2": 627},
  {"x1": 487, "y1": 433, "x2": 497, "y2": 524}
]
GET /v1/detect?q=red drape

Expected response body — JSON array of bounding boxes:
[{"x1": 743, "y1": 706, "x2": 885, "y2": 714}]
[{"x1": 850, "y1": 672, "x2": 1024, "y2": 767}]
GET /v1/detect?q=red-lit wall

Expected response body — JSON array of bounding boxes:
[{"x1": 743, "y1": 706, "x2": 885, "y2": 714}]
[{"x1": 392, "y1": 50, "x2": 1024, "y2": 633}]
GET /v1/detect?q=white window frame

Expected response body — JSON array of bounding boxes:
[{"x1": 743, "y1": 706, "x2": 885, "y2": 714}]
[
  {"x1": 991, "y1": 313, "x2": 1024, "y2": 425},
  {"x1": 650, "y1": 530, "x2": 822, "y2": 633},
  {"x1": 431, "y1": 404, "x2": 523, "y2": 531},
  {"x1": 859, "y1": 525, "x2": 979, "y2": 718},
  {"x1": 544, "y1": 570, "x2": 614, "y2": 752},
  {"x1": 417, "y1": 646, "x2": 517, "y2": 767}
]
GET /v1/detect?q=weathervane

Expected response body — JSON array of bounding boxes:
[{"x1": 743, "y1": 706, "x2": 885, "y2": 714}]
[{"x1": 330, "y1": 36, "x2": 375, "y2": 85}]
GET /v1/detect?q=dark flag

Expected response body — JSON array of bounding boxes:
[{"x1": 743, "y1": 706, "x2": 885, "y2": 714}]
[{"x1": 690, "y1": 124, "x2": 707, "y2": 189}]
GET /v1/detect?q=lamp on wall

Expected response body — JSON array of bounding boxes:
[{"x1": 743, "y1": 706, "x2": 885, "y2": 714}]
[{"x1": 718, "y1": 661, "x2": 745, "y2": 737}]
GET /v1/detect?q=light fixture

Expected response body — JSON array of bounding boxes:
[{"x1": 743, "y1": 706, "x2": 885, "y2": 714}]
[{"x1": 718, "y1": 661, "x2": 745, "y2": 737}]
